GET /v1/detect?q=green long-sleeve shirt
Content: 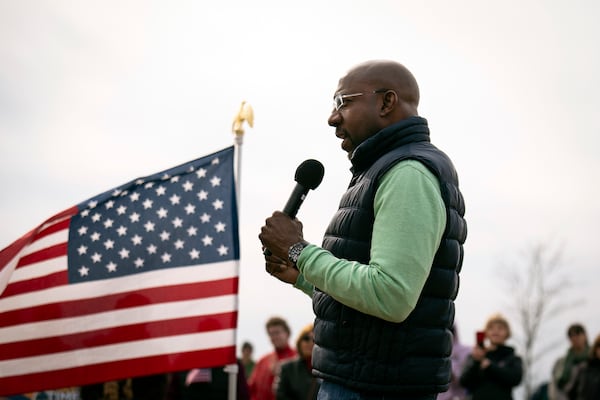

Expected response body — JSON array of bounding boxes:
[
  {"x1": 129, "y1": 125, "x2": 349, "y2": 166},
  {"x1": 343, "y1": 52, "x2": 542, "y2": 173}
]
[{"x1": 294, "y1": 159, "x2": 447, "y2": 323}]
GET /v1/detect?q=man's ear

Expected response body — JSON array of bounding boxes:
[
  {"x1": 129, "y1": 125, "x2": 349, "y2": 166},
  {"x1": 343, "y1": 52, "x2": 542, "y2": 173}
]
[{"x1": 379, "y1": 90, "x2": 398, "y2": 116}]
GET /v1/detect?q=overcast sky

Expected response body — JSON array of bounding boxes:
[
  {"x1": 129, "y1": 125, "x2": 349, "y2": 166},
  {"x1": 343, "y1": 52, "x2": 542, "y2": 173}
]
[{"x1": 1, "y1": 0, "x2": 599, "y2": 390}]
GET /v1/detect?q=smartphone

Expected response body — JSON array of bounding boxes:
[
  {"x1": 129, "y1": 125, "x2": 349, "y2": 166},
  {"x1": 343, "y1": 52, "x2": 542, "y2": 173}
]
[{"x1": 476, "y1": 331, "x2": 486, "y2": 347}]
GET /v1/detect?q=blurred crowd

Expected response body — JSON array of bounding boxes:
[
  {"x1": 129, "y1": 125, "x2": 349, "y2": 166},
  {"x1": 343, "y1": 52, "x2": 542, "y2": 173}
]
[{"x1": 3, "y1": 316, "x2": 598, "y2": 400}]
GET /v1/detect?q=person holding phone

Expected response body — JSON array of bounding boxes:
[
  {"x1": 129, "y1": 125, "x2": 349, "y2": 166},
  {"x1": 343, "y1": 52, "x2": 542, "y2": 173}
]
[{"x1": 459, "y1": 313, "x2": 523, "y2": 400}]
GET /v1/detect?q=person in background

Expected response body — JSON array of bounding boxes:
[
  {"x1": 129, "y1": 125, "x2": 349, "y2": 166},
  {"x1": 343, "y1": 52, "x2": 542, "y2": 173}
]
[
  {"x1": 259, "y1": 60, "x2": 466, "y2": 400},
  {"x1": 276, "y1": 324, "x2": 321, "y2": 400},
  {"x1": 241, "y1": 341, "x2": 256, "y2": 381},
  {"x1": 248, "y1": 317, "x2": 296, "y2": 400},
  {"x1": 459, "y1": 313, "x2": 523, "y2": 400},
  {"x1": 549, "y1": 323, "x2": 590, "y2": 400},
  {"x1": 566, "y1": 332, "x2": 600, "y2": 400},
  {"x1": 438, "y1": 324, "x2": 470, "y2": 400}
]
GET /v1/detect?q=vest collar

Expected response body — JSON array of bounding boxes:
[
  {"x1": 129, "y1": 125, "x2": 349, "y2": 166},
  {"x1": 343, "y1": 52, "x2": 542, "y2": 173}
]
[{"x1": 350, "y1": 116, "x2": 430, "y2": 172}]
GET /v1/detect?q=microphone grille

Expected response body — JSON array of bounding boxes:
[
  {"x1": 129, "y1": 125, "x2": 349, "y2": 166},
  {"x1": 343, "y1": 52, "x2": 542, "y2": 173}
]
[{"x1": 295, "y1": 159, "x2": 325, "y2": 190}]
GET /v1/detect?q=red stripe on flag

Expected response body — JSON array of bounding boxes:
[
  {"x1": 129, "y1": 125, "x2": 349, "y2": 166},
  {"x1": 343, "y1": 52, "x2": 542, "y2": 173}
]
[
  {"x1": 31, "y1": 217, "x2": 71, "y2": 243},
  {"x1": 0, "y1": 346, "x2": 236, "y2": 396},
  {"x1": 1, "y1": 270, "x2": 68, "y2": 297},
  {"x1": 0, "y1": 277, "x2": 238, "y2": 327},
  {"x1": 0, "y1": 311, "x2": 237, "y2": 360},
  {"x1": 16, "y1": 242, "x2": 68, "y2": 268}
]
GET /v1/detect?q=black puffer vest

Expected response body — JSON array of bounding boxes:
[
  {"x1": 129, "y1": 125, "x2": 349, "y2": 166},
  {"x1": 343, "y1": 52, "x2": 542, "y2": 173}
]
[{"x1": 312, "y1": 116, "x2": 467, "y2": 395}]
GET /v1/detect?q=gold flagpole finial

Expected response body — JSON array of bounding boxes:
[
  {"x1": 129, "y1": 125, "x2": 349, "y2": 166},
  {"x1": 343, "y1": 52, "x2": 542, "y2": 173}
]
[{"x1": 232, "y1": 101, "x2": 254, "y2": 136}]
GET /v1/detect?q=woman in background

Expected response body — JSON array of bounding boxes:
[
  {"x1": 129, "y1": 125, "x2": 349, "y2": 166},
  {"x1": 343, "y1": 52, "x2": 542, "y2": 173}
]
[
  {"x1": 459, "y1": 313, "x2": 523, "y2": 400},
  {"x1": 276, "y1": 324, "x2": 320, "y2": 400}
]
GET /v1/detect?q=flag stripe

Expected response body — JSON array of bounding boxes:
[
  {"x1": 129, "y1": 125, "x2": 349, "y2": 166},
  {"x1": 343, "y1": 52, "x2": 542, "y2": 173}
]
[
  {"x1": 0, "y1": 311, "x2": 237, "y2": 360},
  {"x1": 17, "y1": 242, "x2": 67, "y2": 268},
  {"x1": 0, "y1": 277, "x2": 238, "y2": 328},
  {"x1": 1, "y1": 259, "x2": 238, "y2": 313},
  {"x1": 1, "y1": 269, "x2": 67, "y2": 297},
  {"x1": 2, "y1": 331, "x2": 237, "y2": 381},
  {"x1": 1, "y1": 328, "x2": 236, "y2": 376},
  {"x1": 0, "y1": 346, "x2": 235, "y2": 396},
  {"x1": 1, "y1": 294, "x2": 237, "y2": 346}
]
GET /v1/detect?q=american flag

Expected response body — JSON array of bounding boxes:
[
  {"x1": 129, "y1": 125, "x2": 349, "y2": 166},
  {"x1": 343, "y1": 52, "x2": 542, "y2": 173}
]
[{"x1": 0, "y1": 146, "x2": 239, "y2": 395}]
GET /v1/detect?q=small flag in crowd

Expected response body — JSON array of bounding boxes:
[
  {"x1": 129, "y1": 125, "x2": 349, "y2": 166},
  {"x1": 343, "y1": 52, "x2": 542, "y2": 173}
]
[{"x1": 0, "y1": 146, "x2": 239, "y2": 396}]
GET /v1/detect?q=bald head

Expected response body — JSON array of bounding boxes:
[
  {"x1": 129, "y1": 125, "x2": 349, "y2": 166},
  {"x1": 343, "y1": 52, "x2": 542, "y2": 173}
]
[{"x1": 342, "y1": 60, "x2": 420, "y2": 118}]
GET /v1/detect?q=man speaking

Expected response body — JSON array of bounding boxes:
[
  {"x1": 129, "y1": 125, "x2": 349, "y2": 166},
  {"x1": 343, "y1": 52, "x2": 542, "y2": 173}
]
[{"x1": 259, "y1": 60, "x2": 467, "y2": 400}]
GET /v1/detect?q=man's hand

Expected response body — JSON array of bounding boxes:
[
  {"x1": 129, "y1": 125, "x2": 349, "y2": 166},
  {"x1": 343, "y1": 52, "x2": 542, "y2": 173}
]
[
  {"x1": 264, "y1": 252, "x2": 300, "y2": 285},
  {"x1": 259, "y1": 211, "x2": 304, "y2": 261}
]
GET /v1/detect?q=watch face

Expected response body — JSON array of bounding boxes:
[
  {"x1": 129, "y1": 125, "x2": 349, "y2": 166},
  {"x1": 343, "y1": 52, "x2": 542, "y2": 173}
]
[{"x1": 289, "y1": 242, "x2": 305, "y2": 263}]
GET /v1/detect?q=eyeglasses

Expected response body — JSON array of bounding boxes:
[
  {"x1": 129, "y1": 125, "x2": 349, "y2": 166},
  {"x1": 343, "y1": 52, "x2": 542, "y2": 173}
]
[
  {"x1": 333, "y1": 89, "x2": 390, "y2": 111},
  {"x1": 300, "y1": 334, "x2": 314, "y2": 342}
]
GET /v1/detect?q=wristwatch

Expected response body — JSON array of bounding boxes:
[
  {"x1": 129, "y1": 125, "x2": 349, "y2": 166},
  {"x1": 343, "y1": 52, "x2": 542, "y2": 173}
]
[{"x1": 288, "y1": 241, "x2": 308, "y2": 264}]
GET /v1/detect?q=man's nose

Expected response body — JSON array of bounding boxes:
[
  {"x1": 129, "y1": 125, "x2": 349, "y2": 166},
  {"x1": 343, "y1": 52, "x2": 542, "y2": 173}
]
[{"x1": 328, "y1": 109, "x2": 341, "y2": 127}]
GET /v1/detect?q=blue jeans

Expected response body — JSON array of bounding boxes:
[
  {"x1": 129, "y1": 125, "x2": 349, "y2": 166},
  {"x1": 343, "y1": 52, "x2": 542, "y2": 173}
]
[{"x1": 317, "y1": 380, "x2": 437, "y2": 400}]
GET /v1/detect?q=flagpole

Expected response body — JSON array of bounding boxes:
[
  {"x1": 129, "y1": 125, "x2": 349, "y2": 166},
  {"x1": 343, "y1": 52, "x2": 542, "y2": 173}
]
[{"x1": 229, "y1": 101, "x2": 254, "y2": 400}]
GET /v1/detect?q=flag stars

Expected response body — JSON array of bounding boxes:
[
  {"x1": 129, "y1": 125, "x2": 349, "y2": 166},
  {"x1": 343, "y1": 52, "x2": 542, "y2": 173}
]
[
  {"x1": 130, "y1": 192, "x2": 140, "y2": 202},
  {"x1": 144, "y1": 221, "x2": 156, "y2": 232},
  {"x1": 91, "y1": 213, "x2": 102, "y2": 222},
  {"x1": 187, "y1": 226, "x2": 198, "y2": 236},
  {"x1": 90, "y1": 232, "x2": 101, "y2": 242},
  {"x1": 196, "y1": 168, "x2": 207, "y2": 178},
  {"x1": 78, "y1": 226, "x2": 88, "y2": 236},
  {"x1": 217, "y1": 245, "x2": 229, "y2": 256},
  {"x1": 189, "y1": 249, "x2": 200, "y2": 259},
  {"x1": 103, "y1": 219, "x2": 114, "y2": 229},
  {"x1": 129, "y1": 212, "x2": 141, "y2": 223},
  {"x1": 174, "y1": 239, "x2": 185, "y2": 249},
  {"x1": 116, "y1": 205, "x2": 127, "y2": 215},
  {"x1": 103, "y1": 239, "x2": 115, "y2": 250},
  {"x1": 161, "y1": 252, "x2": 172, "y2": 263},
  {"x1": 210, "y1": 176, "x2": 221, "y2": 187},
  {"x1": 182, "y1": 180, "x2": 194, "y2": 192},
  {"x1": 159, "y1": 231, "x2": 171, "y2": 241},
  {"x1": 197, "y1": 190, "x2": 208, "y2": 201},
  {"x1": 78, "y1": 266, "x2": 89, "y2": 276},
  {"x1": 200, "y1": 213, "x2": 211, "y2": 223},
  {"x1": 157, "y1": 207, "x2": 168, "y2": 219},
  {"x1": 88, "y1": 200, "x2": 98, "y2": 209},
  {"x1": 214, "y1": 222, "x2": 226, "y2": 232},
  {"x1": 142, "y1": 199, "x2": 154, "y2": 209},
  {"x1": 170, "y1": 176, "x2": 180, "y2": 183},
  {"x1": 105, "y1": 200, "x2": 115, "y2": 209},
  {"x1": 134, "y1": 258, "x2": 144, "y2": 268},
  {"x1": 202, "y1": 235, "x2": 213, "y2": 246},
  {"x1": 131, "y1": 235, "x2": 143, "y2": 245},
  {"x1": 144, "y1": 182, "x2": 155, "y2": 189},
  {"x1": 172, "y1": 217, "x2": 183, "y2": 228},
  {"x1": 184, "y1": 203, "x2": 196, "y2": 215},
  {"x1": 106, "y1": 262, "x2": 117, "y2": 272},
  {"x1": 91, "y1": 253, "x2": 102, "y2": 263},
  {"x1": 212, "y1": 157, "x2": 220, "y2": 165},
  {"x1": 80, "y1": 209, "x2": 90, "y2": 217},
  {"x1": 119, "y1": 248, "x2": 130, "y2": 259},
  {"x1": 156, "y1": 186, "x2": 167, "y2": 196},
  {"x1": 117, "y1": 226, "x2": 128, "y2": 236},
  {"x1": 170, "y1": 194, "x2": 181, "y2": 205},
  {"x1": 77, "y1": 245, "x2": 88, "y2": 255},
  {"x1": 212, "y1": 199, "x2": 224, "y2": 210},
  {"x1": 147, "y1": 244, "x2": 157, "y2": 254}
]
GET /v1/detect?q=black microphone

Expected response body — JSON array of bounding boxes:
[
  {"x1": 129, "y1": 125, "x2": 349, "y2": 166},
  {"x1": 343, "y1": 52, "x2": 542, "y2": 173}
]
[
  {"x1": 263, "y1": 159, "x2": 324, "y2": 256},
  {"x1": 283, "y1": 159, "x2": 325, "y2": 218}
]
